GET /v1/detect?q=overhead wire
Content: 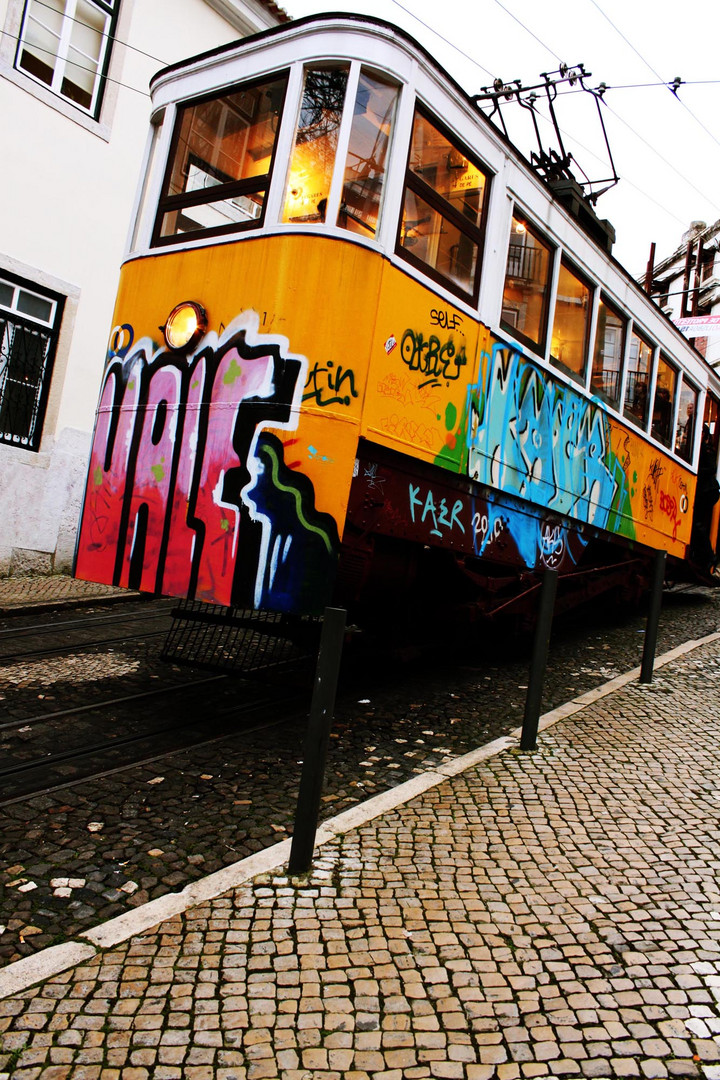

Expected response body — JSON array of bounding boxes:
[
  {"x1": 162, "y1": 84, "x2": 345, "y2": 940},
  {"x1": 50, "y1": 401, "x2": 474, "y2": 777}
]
[
  {"x1": 585, "y1": 0, "x2": 720, "y2": 152},
  {"x1": 20, "y1": 0, "x2": 169, "y2": 67},
  {"x1": 488, "y1": 0, "x2": 563, "y2": 65},
  {"x1": 386, "y1": 0, "x2": 496, "y2": 80},
  {"x1": 389, "y1": 0, "x2": 720, "y2": 244},
  {"x1": 0, "y1": 28, "x2": 152, "y2": 96}
]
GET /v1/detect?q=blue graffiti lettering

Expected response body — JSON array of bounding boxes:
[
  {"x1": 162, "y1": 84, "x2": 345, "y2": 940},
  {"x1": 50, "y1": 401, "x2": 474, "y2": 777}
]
[
  {"x1": 466, "y1": 344, "x2": 620, "y2": 531},
  {"x1": 409, "y1": 483, "x2": 465, "y2": 539}
]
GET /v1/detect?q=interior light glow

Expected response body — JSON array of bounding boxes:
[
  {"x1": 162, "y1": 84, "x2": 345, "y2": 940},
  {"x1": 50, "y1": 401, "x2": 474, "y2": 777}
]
[{"x1": 163, "y1": 301, "x2": 207, "y2": 351}]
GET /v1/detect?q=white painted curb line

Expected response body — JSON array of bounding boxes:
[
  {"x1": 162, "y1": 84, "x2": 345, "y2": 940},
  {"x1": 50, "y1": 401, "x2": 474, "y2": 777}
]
[{"x1": 2, "y1": 629, "x2": 719, "y2": 1001}]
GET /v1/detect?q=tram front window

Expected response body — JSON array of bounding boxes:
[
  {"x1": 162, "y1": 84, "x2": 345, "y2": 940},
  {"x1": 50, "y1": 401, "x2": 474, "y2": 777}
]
[
  {"x1": 282, "y1": 66, "x2": 349, "y2": 224},
  {"x1": 397, "y1": 108, "x2": 489, "y2": 300},
  {"x1": 153, "y1": 73, "x2": 288, "y2": 243},
  {"x1": 550, "y1": 260, "x2": 592, "y2": 382},
  {"x1": 338, "y1": 71, "x2": 398, "y2": 237}
]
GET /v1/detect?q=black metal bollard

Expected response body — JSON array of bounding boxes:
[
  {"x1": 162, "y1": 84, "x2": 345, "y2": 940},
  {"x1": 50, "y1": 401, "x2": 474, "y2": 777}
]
[
  {"x1": 640, "y1": 549, "x2": 666, "y2": 684},
  {"x1": 520, "y1": 568, "x2": 558, "y2": 751},
  {"x1": 288, "y1": 606, "x2": 347, "y2": 876}
]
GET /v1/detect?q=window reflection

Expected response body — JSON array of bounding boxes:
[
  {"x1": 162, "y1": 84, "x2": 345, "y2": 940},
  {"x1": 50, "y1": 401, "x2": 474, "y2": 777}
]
[
  {"x1": 282, "y1": 66, "x2": 349, "y2": 224},
  {"x1": 675, "y1": 380, "x2": 698, "y2": 462},
  {"x1": 155, "y1": 74, "x2": 287, "y2": 242},
  {"x1": 406, "y1": 113, "x2": 485, "y2": 228},
  {"x1": 550, "y1": 261, "x2": 591, "y2": 381},
  {"x1": 651, "y1": 355, "x2": 677, "y2": 448},
  {"x1": 624, "y1": 331, "x2": 652, "y2": 429},
  {"x1": 591, "y1": 297, "x2": 625, "y2": 407},
  {"x1": 397, "y1": 110, "x2": 488, "y2": 299},
  {"x1": 401, "y1": 188, "x2": 478, "y2": 292},
  {"x1": 338, "y1": 71, "x2": 398, "y2": 236},
  {"x1": 501, "y1": 215, "x2": 552, "y2": 351}
]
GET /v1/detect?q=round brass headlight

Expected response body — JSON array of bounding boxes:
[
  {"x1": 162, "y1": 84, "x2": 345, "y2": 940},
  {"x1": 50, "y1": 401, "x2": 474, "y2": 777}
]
[{"x1": 163, "y1": 301, "x2": 207, "y2": 352}]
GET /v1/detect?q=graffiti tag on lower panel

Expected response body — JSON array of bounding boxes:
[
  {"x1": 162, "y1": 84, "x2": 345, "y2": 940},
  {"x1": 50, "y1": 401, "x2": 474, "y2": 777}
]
[
  {"x1": 77, "y1": 312, "x2": 339, "y2": 614},
  {"x1": 409, "y1": 483, "x2": 465, "y2": 539}
]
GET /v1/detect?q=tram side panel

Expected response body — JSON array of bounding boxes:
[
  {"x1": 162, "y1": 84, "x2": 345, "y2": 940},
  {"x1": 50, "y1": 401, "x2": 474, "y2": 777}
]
[
  {"x1": 351, "y1": 259, "x2": 694, "y2": 576},
  {"x1": 75, "y1": 235, "x2": 382, "y2": 614}
]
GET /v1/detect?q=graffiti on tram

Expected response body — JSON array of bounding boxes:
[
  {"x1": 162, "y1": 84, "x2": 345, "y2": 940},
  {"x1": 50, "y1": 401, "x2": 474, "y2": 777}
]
[{"x1": 75, "y1": 312, "x2": 339, "y2": 614}]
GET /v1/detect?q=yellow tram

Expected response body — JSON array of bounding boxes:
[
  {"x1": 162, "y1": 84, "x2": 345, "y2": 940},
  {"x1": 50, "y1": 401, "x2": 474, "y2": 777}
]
[{"x1": 75, "y1": 14, "x2": 720, "y2": 621}]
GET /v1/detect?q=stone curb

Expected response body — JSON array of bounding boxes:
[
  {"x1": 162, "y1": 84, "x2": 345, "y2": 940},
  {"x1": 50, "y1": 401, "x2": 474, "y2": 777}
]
[{"x1": 1, "y1": 629, "x2": 718, "y2": 1002}]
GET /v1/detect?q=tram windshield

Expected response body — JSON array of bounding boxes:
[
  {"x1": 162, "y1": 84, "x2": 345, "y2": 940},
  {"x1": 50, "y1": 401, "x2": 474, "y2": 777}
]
[
  {"x1": 283, "y1": 66, "x2": 349, "y2": 224},
  {"x1": 338, "y1": 71, "x2": 398, "y2": 236},
  {"x1": 154, "y1": 73, "x2": 288, "y2": 242}
]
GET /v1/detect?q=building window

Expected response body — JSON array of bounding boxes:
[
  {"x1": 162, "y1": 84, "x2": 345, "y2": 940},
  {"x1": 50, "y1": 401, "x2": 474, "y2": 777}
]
[
  {"x1": 501, "y1": 214, "x2": 553, "y2": 353},
  {"x1": 15, "y1": 0, "x2": 119, "y2": 118},
  {"x1": 550, "y1": 260, "x2": 592, "y2": 382},
  {"x1": 590, "y1": 296, "x2": 626, "y2": 408},
  {"x1": 397, "y1": 108, "x2": 490, "y2": 301},
  {"x1": 153, "y1": 73, "x2": 289, "y2": 245},
  {"x1": 624, "y1": 330, "x2": 653, "y2": 430},
  {"x1": 0, "y1": 273, "x2": 65, "y2": 452},
  {"x1": 651, "y1": 354, "x2": 678, "y2": 449}
]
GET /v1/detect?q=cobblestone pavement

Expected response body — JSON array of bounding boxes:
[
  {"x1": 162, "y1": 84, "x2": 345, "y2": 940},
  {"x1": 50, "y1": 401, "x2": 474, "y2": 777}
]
[
  {"x1": 0, "y1": 576, "x2": 134, "y2": 614},
  {"x1": 1, "y1": 588, "x2": 719, "y2": 971},
  {"x1": 1, "y1": 632, "x2": 720, "y2": 1077}
]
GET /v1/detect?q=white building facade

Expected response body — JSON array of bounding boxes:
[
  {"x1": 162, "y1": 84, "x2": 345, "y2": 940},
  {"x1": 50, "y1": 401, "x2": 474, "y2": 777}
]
[{"x1": 0, "y1": 0, "x2": 287, "y2": 575}]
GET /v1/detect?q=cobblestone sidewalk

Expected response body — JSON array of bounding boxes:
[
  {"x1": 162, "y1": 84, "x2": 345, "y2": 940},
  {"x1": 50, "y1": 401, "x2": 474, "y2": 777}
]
[
  {"x1": 1, "y1": 638, "x2": 720, "y2": 1078},
  {"x1": 0, "y1": 575, "x2": 134, "y2": 613}
]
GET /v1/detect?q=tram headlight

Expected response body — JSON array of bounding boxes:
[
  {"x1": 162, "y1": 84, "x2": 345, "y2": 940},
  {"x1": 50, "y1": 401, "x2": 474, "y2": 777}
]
[{"x1": 163, "y1": 301, "x2": 207, "y2": 352}]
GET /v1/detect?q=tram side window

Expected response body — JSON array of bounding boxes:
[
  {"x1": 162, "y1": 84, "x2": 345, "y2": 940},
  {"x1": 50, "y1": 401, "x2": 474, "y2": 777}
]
[
  {"x1": 675, "y1": 379, "x2": 698, "y2": 462},
  {"x1": 550, "y1": 260, "x2": 592, "y2": 382},
  {"x1": 283, "y1": 66, "x2": 350, "y2": 224},
  {"x1": 590, "y1": 296, "x2": 626, "y2": 408},
  {"x1": 501, "y1": 215, "x2": 553, "y2": 353},
  {"x1": 396, "y1": 109, "x2": 489, "y2": 301},
  {"x1": 651, "y1": 354, "x2": 678, "y2": 448},
  {"x1": 152, "y1": 73, "x2": 288, "y2": 244},
  {"x1": 624, "y1": 330, "x2": 652, "y2": 429},
  {"x1": 338, "y1": 71, "x2": 399, "y2": 237}
]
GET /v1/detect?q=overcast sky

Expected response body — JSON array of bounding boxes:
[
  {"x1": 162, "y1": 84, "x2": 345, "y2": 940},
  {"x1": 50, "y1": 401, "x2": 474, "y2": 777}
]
[{"x1": 281, "y1": 0, "x2": 720, "y2": 276}]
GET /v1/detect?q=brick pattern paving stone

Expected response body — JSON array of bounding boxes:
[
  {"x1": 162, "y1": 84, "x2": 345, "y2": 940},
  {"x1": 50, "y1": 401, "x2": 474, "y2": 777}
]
[
  {"x1": 3, "y1": 586, "x2": 719, "y2": 970},
  {"x1": 2, "y1": 641, "x2": 720, "y2": 1077},
  {"x1": 0, "y1": 576, "x2": 132, "y2": 612}
]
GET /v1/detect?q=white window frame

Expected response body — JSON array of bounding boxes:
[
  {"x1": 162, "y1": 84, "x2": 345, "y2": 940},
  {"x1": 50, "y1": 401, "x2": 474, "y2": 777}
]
[{"x1": 14, "y1": 0, "x2": 118, "y2": 119}]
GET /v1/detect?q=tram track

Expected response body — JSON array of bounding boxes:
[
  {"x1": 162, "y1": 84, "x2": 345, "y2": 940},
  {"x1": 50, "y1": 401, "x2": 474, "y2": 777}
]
[
  {"x1": 0, "y1": 683, "x2": 305, "y2": 805},
  {"x1": 0, "y1": 596, "x2": 314, "y2": 804},
  {"x1": 0, "y1": 673, "x2": 227, "y2": 734},
  {"x1": 0, "y1": 606, "x2": 176, "y2": 663}
]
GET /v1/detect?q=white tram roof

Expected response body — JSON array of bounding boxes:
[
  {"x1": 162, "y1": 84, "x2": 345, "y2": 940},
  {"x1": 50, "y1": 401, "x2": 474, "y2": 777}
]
[{"x1": 147, "y1": 12, "x2": 717, "y2": 395}]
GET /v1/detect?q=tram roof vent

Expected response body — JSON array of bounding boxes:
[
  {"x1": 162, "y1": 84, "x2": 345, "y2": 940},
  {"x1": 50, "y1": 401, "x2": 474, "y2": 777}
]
[{"x1": 548, "y1": 178, "x2": 616, "y2": 254}]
